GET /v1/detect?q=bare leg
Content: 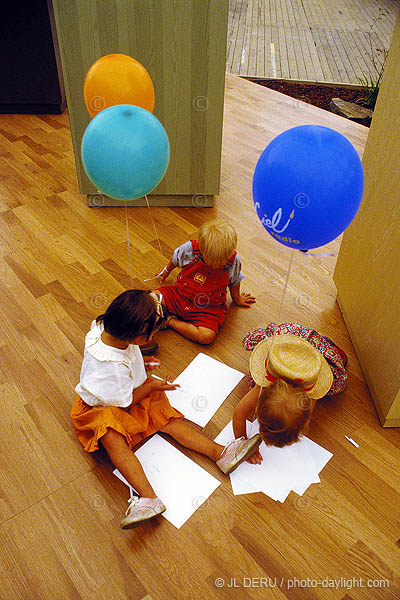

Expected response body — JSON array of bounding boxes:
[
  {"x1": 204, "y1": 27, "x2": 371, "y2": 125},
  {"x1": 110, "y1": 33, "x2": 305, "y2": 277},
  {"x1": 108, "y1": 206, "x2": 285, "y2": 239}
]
[
  {"x1": 168, "y1": 317, "x2": 216, "y2": 344},
  {"x1": 160, "y1": 418, "x2": 224, "y2": 461},
  {"x1": 101, "y1": 429, "x2": 156, "y2": 498}
]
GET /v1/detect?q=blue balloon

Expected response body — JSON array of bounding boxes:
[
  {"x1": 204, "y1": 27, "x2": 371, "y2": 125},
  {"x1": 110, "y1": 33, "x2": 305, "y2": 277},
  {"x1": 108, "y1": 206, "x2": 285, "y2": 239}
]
[
  {"x1": 81, "y1": 104, "x2": 170, "y2": 200},
  {"x1": 252, "y1": 125, "x2": 364, "y2": 250}
]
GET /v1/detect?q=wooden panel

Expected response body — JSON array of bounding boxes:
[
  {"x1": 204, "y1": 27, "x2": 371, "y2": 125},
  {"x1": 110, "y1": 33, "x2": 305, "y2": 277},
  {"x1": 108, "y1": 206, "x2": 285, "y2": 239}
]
[
  {"x1": 51, "y1": 0, "x2": 228, "y2": 199},
  {"x1": 334, "y1": 12, "x2": 400, "y2": 427}
]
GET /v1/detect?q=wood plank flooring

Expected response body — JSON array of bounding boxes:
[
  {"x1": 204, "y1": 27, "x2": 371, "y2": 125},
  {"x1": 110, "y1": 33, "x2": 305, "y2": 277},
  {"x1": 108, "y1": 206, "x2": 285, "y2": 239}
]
[
  {"x1": 227, "y1": 0, "x2": 398, "y2": 83},
  {"x1": 0, "y1": 74, "x2": 400, "y2": 599}
]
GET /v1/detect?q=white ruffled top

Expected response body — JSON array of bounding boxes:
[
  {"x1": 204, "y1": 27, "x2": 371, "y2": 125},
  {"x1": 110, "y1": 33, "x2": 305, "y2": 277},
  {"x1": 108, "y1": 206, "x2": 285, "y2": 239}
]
[{"x1": 75, "y1": 320, "x2": 147, "y2": 407}]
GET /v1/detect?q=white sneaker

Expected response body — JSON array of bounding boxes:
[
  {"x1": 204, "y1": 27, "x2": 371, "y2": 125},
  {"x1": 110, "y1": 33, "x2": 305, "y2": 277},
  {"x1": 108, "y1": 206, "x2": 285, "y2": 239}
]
[
  {"x1": 216, "y1": 434, "x2": 262, "y2": 475},
  {"x1": 120, "y1": 496, "x2": 166, "y2": 529}
]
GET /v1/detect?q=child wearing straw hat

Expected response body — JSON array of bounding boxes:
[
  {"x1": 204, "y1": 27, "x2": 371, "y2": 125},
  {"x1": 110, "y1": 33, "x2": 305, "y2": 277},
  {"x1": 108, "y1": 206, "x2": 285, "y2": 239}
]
[{"x1": 233, "y1": 322, "x2": 348, "y2": 457}]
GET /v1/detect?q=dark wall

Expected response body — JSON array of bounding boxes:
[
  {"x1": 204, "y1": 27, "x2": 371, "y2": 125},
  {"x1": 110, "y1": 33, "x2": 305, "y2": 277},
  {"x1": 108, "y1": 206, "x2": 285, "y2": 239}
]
[{"x1": 0, "y1": 0, "x2": 66, "y2": 113}]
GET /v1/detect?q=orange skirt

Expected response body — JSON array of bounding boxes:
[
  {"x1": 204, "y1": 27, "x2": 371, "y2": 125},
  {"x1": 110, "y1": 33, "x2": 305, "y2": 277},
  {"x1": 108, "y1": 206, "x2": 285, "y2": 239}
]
[{"x1": 70, "y1": 392, "x2": 184, "y2": 453}]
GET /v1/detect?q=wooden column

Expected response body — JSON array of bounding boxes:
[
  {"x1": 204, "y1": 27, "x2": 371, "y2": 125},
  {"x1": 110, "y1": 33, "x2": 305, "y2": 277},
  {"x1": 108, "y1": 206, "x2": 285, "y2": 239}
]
[
  {"x1": 333, "y1": 15, "x2": 400, "y2": 427},
  {"x1": 51, "y1": 0, "x2": 228, "y2": 206}
]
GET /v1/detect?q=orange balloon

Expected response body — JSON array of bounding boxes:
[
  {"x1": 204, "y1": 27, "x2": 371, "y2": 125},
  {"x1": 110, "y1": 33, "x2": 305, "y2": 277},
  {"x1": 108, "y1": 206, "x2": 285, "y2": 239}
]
[{"x1": 84, "y1": 54, "x2": 155, "y2": 117}]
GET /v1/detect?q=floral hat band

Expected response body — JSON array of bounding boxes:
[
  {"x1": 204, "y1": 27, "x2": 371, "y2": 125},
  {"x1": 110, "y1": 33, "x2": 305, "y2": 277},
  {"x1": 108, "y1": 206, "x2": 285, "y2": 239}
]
[
  {"x1": 263, "y1": 364, "x2": 316, "y2": 391},
  {"x1": 250, "y1": 335, "x2": 333, "y2": 400}
]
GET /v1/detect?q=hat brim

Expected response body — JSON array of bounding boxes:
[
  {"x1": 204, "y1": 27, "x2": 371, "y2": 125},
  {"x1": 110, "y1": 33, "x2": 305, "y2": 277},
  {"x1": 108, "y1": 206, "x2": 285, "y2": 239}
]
[{"x1": 249, "y1": 335, "x2": 333, "y2": 399}]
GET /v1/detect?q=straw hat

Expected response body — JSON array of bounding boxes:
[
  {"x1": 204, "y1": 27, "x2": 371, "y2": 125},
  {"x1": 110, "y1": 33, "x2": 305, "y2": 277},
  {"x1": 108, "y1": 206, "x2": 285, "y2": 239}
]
[{"x1": 249, "y1": 335, "x2": 333, "y2": 399}]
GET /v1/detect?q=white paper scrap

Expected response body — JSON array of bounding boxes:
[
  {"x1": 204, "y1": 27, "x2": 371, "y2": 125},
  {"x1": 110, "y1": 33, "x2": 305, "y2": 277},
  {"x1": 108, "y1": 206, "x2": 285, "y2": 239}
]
[
  {"x1": 166, "y1": 352, "x2": 244, "y2": 427},
  {"x1": 113, "y1": 434, "x2": 220, "y2": 529}
]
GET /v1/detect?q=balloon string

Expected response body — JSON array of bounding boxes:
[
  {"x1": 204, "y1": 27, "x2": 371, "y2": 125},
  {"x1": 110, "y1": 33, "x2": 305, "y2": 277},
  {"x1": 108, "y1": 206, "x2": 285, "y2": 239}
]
[
  {"x1": 276, "y1": 247, "x2": 295, "y2": 325},
  {"x1": 305, "y1": 252, "x2": 334, "y2": 257},
  {"x1": 145, "y1": 194, "x2": 164, "y2": 256},
  {"x1": 259, "y1": 248, "x2": 296, "y2": 400},
  {"x1": 124, "y1": 201, "x2": 134, "y2": 289}
]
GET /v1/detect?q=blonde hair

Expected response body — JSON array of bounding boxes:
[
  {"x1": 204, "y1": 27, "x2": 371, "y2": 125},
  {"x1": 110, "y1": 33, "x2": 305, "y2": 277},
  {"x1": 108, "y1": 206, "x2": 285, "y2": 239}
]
[
  {"x1": 256, "y1": 379, "x2": 312, "y2": 447},
  {"x1": 197, "y1": 219, "x2": 237, "y2": 268}
]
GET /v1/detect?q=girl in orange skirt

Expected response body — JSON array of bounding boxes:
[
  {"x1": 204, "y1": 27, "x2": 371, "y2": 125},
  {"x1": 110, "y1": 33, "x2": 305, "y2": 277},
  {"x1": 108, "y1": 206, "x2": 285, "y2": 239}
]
[{"x1": 71, "y1": 289, "x2": 261, "y2": 529}]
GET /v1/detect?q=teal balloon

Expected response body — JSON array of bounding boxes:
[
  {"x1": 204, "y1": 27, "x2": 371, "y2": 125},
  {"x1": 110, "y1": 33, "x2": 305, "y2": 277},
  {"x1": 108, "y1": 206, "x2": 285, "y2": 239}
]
[{"x1": 81, "y1": 104, "x2": 170, "y2": 200}]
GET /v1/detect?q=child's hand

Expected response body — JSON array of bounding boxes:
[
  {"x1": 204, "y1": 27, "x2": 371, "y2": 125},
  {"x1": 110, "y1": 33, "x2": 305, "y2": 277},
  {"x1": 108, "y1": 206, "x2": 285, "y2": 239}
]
[
  {"x1": 246, "y1": 447, "x2": 263, "y2": 464},
  {"x1": 143, "y1": 356, "x2": 161, "y2": 371},
  {"x1": 149, "y1": 375, "x2": 179, "y2": 392},
  {"x1": 235, "y1": 292, "x2": 256, "y2": 307},
  {"x1": 155, "y1": 266, "x2": 169, "y2": 283}
]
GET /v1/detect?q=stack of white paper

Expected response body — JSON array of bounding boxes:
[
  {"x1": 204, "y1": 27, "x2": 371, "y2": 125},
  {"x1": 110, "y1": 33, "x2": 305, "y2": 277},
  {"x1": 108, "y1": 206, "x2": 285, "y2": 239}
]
[
  {"x1": 215, "y1": 421, "x2": 332, "y2": 502},
  {"x1": 114, "y1": 434, "x2": 221, "y2": 528},
  {"x1": 165, "y1": 352, "x2": 244, "y2": 426}
]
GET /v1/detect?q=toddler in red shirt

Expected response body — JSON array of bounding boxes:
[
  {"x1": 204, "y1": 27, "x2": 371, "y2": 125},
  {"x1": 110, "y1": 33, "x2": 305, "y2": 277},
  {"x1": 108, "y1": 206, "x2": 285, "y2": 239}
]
[{"x1": 155, "y1": 219, "x2": 255, "y2": 344}]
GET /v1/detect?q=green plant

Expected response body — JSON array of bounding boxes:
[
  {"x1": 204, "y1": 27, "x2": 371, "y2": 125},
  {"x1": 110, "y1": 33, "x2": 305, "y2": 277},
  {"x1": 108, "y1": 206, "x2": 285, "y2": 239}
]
[
  {"x1": 356, "y1": 52, "x2": 387, "y2": 110},
  {"x1": 356, "y1": 12, "x2": 388, "y2": 111}
]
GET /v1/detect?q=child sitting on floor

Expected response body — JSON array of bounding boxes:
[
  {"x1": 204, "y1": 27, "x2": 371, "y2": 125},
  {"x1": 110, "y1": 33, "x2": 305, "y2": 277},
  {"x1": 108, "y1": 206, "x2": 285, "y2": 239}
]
[
  {"x1": 71, "y1": 289, "x2": 261, "y2": 529},
  {"x1": 154, "y1": 218, "x2": 255, "y2": 344},
  {"x1": 233, "y1": 322, "x2": 348, "y2": 459}
]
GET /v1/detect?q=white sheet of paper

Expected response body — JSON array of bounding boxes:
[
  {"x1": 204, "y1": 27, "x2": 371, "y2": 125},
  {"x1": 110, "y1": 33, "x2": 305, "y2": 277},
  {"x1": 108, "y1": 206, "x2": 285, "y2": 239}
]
[
  {"x1": 302, "y1": 436, "x2": 333, "y2": 474},
  {"x1": 214, "y1": 421, "x2": 264, "y2": 496},
  {"x1": 276, "y1": 488, "x2": 293, "y2": 502},
  {"x1": 230, "y1": 441, "x2": 310, "y2": 501},
  {"x1": 113, "y1": 434, "x2": 220, "y2": 529},
  {"x1": 166, "y1": 353, "x2": 244, "y2": 427},
  {"x1": 247, "y1": 419, "x2": 260, "y2": 437},
  {"x1": 214, "y1": 419, "x2": 237, "y2": 446},
  {"x1": 245, "y1": 420, "x2": 331, "y2": 493},
  {"x1": 246, "y1": 421, "x2": 332, "y2": 471},
  {"x1": 292, "y1": 476, "x2": 320, "y2": 496},
  {"x1": 215, "y1": 421, "x2": 332, "y2": 502},
  {"x1": 290, "y1": 436, "x2": 332, "y2": 496},
  {"x1": 290, "y1": 437, "x2": 332, "y2": 496}
]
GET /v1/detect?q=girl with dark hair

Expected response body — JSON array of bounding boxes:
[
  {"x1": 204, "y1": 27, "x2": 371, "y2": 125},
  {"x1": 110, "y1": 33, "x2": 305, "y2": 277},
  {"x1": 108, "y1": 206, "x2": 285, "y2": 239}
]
[{"x1": 71, "y1": 290, "x2": 261, "y2": 529}]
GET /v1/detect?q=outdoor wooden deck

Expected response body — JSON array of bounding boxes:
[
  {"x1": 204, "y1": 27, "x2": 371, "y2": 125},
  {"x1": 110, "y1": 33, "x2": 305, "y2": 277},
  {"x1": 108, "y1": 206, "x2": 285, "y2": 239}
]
[{"x1": 227, "y1": 0, "x2": 398, "y2": 84}]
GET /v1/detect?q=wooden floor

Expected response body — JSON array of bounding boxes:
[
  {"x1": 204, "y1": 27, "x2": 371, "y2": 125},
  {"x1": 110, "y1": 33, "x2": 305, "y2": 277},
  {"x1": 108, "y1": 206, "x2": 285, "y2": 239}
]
[
  {"x1": 1, "y1": 74, "x2": 400, "y2": 599},
  {"x1": 227, "y1": 0, "x2": 398, "y2": 83}
]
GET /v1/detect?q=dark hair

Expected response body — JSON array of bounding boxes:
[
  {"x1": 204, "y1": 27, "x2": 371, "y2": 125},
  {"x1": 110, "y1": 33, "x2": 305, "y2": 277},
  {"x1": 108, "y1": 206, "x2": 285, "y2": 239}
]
[
  {"x1": 256, "y1": 380, "x2": 312, "y2": 448},
  {"x1": 96, "y1": 290, "x2": 160, "y2": 341}
]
